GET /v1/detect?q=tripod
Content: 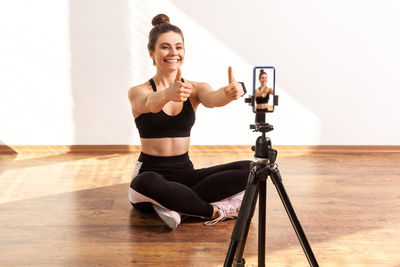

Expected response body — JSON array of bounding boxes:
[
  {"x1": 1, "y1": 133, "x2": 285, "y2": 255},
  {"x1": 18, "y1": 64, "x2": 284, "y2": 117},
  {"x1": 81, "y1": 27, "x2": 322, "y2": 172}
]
[{"x1": 223, "y1": 120, "x2": 319, "y2": 267}]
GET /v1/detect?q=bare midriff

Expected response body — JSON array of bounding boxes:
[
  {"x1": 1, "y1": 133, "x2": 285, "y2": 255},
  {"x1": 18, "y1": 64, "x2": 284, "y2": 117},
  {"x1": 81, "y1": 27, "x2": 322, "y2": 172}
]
[
  {"x1": 140, "y1": 137, "x2": 191, "y2": 156},
  {"x1": 256, "y1": 103, "x2": 268, "y2": 110}
]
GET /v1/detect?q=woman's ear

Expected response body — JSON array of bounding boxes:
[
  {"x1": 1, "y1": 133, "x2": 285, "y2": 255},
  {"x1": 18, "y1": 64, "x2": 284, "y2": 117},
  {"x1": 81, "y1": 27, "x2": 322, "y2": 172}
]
[{"x1": 148, "y1": 49, "x2": 156, "y2": 65}]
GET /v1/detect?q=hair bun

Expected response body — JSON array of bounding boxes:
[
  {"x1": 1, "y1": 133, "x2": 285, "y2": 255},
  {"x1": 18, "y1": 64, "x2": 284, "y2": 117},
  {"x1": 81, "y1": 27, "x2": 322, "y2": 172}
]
[
  {"x1": 152, "y1": 14, "x2": 170, "y2": 27},
  {"x1": 260, "y1": 69, "x2": 266, "y2": 74}
]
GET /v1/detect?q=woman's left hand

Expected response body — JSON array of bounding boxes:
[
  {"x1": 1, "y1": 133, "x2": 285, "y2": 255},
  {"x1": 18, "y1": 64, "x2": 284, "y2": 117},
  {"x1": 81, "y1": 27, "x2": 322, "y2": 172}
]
[{"x1": 224, "y1": 66, "x2": 244, "y2": 100}]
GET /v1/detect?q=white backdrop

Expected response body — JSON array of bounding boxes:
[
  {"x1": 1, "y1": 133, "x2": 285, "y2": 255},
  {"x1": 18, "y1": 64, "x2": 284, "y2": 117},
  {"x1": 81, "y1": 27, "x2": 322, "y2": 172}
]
[{"x1": 1, "y1": 0, "x2": 399, "y2": 145}]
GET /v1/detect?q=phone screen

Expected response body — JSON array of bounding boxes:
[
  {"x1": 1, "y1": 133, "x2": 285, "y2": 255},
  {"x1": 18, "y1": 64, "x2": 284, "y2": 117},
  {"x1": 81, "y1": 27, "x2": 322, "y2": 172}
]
[{"x1": 253, "y1": 66, "x2": 275, "y2": 113}]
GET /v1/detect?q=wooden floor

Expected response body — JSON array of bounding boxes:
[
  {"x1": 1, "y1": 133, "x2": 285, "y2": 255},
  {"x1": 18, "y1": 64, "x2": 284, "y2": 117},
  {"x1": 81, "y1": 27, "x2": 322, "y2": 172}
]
[{"x1": 1, "y1": 146, "x2": 399, "y2": 266}]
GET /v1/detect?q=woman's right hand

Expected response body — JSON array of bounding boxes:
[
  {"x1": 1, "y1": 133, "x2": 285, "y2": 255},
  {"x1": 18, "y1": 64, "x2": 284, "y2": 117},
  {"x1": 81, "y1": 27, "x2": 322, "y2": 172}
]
[{"x1": 166, "y1": 68, "x2": 193, "y2": 102}]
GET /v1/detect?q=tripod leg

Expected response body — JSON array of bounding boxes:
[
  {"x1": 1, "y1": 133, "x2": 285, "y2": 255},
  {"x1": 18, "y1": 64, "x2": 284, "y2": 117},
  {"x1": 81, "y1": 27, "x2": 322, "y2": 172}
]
[
  {"x1": 224, "y1": 169, "x2": 260, "y2": 267},
  {"x1": 269, "y1": 167, "x2": 319, "y2": 267},
  {"x1": 258, "y1": 179, "x2": 266, "y2": 267},
  {"x1": 233, "y1": 182, "x2": 260, "y2": 266}
]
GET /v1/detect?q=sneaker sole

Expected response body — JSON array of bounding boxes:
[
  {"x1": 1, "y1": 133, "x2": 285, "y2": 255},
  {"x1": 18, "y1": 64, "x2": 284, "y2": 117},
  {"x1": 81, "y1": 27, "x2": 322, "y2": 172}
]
[
  {"x1": 153, "y1": 205, "x2": 180, "y2": 230},
  {"x1": 156, "y1": 212, "x2": 179, "y2": 230}
]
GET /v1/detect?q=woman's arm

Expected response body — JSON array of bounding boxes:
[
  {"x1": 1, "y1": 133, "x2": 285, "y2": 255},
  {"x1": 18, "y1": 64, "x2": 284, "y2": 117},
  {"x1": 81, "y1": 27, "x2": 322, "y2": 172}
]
[
  {"x1": 195, "y1": 67, "x2": 244, "y2": 108},
  {"x1": 128, "y1": 85, "x2": 168, "y2": 116},
  {"x1": 128, "y1": 69, "x2": 193, "y2": 116}
]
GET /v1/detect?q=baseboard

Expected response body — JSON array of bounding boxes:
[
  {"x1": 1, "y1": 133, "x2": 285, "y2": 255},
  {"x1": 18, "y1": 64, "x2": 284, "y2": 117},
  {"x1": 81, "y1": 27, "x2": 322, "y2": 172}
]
[
  {"x1": 0, "y1": 145, "x2": 141, "y2": 154},
  {"x1": 1, "y1": 145, "x2": 400, "y2": 154},
  {"x1": 272, "y1": 145, "x2": 400, "y2": 153}
]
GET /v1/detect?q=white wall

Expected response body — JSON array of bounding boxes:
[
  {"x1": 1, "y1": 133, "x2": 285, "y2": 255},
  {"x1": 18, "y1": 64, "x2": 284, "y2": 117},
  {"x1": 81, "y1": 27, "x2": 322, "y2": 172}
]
[{"x1": 1, "y1": 0, "x2": 400, "y2": 145}]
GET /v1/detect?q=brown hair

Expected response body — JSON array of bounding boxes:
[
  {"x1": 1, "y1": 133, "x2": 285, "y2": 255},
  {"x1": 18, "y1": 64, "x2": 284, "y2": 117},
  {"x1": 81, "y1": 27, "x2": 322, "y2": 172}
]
[
  {"x1": 148, "y1": 14, "x2": 184, "y2": 51},
  {"x1": 259, "y1": 69, "x2": 267, "y2": 80}
]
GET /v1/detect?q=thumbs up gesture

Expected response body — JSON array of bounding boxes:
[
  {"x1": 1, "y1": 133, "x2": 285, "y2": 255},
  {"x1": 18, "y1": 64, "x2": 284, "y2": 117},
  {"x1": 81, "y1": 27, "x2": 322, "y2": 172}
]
[
  {"x1": 224, "y1": 66, "x2": 244, "y2": 100},
  {"x1": 166, "y1": 68, "x2": 193, "y2": 102}
]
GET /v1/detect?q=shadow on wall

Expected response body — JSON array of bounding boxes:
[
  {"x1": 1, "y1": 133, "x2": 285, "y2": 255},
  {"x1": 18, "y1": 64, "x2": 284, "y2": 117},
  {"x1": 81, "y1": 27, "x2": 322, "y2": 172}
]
[{"x1": 69, "y1": 0, "x2": 133, "y2": 145}]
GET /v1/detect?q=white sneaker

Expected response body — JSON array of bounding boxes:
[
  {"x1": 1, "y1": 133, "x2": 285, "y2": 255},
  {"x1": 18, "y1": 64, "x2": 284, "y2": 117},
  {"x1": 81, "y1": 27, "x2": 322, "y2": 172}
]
[
  {"x1": 205, "y1": 192, "x2": 244, "y2": 226},
  {"x1": 153, "y1": 204, "x2": 181, "y2": 230}
]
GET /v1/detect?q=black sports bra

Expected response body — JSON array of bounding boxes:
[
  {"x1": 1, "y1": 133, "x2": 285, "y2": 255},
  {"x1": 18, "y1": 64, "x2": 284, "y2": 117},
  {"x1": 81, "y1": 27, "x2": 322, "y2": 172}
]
[
  {"x1": 256, "y1": 87, "x2": 270, "y2": 104},
  {"x1": 256, "y1": 94, "x2": 269, "y2": 104},
  {"x1": 134, "y1": 78, "x2": 196, "y2": 138}
]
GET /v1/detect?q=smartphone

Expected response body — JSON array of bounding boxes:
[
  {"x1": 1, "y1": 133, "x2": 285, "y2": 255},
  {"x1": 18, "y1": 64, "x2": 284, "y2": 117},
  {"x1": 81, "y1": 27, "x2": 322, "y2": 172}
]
[{"x1": 253, "y1": 66, "x2": 276, "y2": 113}]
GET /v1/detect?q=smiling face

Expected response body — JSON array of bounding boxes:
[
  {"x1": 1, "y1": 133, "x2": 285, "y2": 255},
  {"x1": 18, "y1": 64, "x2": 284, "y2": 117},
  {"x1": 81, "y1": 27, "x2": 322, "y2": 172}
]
[
  {"x1": 259, "y1": 73, "x2": 267, "y2": 86},
  {"x1": 149, "y1": 31, "x2": 184, "y2": 72}
]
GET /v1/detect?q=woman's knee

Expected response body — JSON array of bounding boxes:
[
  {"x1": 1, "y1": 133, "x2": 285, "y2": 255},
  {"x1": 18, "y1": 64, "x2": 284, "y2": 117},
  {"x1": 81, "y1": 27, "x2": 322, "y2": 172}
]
[
  {"x1": 238, "y1": 160, "x2": 252, "y2": 172},
  {"x1": 238, "y1": 160, "x2": 252, "y2": 183},
  {"x1": 130, "y1": 171, "x2": 162, "y2": 192}
]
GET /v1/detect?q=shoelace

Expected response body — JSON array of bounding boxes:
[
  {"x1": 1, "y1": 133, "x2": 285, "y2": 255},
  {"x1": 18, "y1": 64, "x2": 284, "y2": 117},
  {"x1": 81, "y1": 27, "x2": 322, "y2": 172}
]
[{"x1": 204, "y1": 200, "x2": 241, "y2": 226}]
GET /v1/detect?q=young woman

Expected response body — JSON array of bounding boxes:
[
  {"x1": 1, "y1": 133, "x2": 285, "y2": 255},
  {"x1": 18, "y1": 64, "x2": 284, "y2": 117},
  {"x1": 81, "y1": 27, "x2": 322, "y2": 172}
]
[
  {"x1": 128, "y1": 14, "x2": 251, "y2": 230},
  {"x1": 255, "y1": 69, "x2": 274, "y2": 112}
]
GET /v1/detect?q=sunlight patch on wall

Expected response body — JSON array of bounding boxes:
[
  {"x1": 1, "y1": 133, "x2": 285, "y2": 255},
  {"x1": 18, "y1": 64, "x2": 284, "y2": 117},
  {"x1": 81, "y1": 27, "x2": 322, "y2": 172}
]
[{"x1": 0, "y1": 0, "x2": 74, "y2": 145}]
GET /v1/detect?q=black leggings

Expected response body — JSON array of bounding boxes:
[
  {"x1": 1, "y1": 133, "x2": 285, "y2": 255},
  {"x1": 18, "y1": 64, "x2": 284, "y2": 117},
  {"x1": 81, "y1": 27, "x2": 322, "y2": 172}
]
[{"x1": 129, "y1": 152, "x2": 251, "y2": 218}]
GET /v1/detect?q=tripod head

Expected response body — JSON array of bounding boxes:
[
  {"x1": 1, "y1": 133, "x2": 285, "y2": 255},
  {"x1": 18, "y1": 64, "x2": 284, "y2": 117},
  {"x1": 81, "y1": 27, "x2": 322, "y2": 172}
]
[{"x1": 250, "y1": 118, "x2": 277, "y2": 164}]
